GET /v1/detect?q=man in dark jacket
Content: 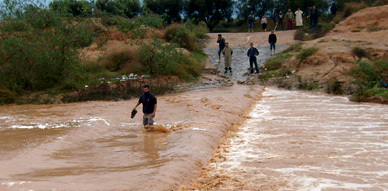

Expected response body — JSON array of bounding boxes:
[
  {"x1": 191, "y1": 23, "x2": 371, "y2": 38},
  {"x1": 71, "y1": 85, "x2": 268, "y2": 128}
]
[
  {"x1": 278, "y1": 10, "x2": 284, "y2": 31},
  {"x1": 247, "y1": 43, "x2": 259, "y2": 75},
  {"x1": 217, "y1": 34, "x2": 226, "y2": 63},
  {"x1": 330, "y1": 4, "x2": 337, "y2": 16},
  {"x1": 268, "y1": 30, "x2": 277, "y2": 56},
  {"x1": 132, "y1": 85, "x2": 157, "y2": 131}
]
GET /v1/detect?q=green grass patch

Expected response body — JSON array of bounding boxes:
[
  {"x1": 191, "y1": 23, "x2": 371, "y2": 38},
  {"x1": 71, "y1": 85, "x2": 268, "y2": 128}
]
[
  {"x1": 283, "y1": 43, "x2": 302, "y2": 53},
  {"x1": 297, "y1": 47, "x2": 319, "y2": 61},
  {"x1": 264, "y1": 53, "x2": 292, "y2": 71}
]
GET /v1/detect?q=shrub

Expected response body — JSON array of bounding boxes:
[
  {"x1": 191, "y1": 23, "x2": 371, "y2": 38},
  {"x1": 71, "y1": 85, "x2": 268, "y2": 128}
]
[
  {"x1": 297, "y1": 47, "x2": 319, "y2": 61},
  {"x1": 103, "y1": 50, "x2": 134, "y2": 72},
  {"x1": 192, "y1": 25, "x2": 210, "y2": 39},
  {"x1": 352, "y1": 47, "x2": 370, "y2": 59},
  {"x1": 294, "y1": 28, "x2": 305, "y2": 41},
  {"x1": 135, "y1": 14, "x2": 163, "y2": 29},
  {"x1": 138, "y1": 37, "x2": 203, "y2": 80},
  {"x1": 164, "y1": 24, "x2": 203, "y2": 52},
  {"x1": 326, "y1": 78, "x2": 343, "y2": 94},
  {"x1": 350, "y1": 60, "x2": 388, "y2": 87},
  {"x1": 0, "y1": 5, "x2": 93, "y2": 94},
  {"x1": 343, "y1": 2, "x2": 367, "y2": 18},
  {"x1": 0, "y1": 88, "x2": 16, "y2": 104}
]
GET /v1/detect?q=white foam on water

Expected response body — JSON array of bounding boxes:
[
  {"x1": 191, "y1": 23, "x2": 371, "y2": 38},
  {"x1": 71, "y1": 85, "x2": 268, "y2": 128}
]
[
  {"x1": 9, "y1": 125, "x2": 35, "y2": 129},
  {"x1": 87, "y1": 117, "x2": 111, "y2": 126},
  {"x1": 1, "y1": 181, "x2": 31, "y2": 187},
  {"x1": 191, "y1": 127, "x2": 208, "y2": 131}
]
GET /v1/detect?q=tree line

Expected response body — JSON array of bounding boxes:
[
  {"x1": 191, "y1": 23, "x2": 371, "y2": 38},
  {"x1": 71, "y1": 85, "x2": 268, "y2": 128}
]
[{"x1": 2, "y1": 0, "x2": 384, "y2": 31}]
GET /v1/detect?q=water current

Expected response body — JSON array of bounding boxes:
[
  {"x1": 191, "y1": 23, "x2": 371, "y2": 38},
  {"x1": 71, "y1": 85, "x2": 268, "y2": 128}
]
[{"x1": 205, "y1": 88, "x2": 388, "y2": 190}]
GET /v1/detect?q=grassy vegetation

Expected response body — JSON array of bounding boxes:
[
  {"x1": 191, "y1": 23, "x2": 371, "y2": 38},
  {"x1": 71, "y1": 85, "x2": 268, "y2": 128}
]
[
  {"x1": 297, "y1": 47, "x2": 319, "y2": 61},
  {"x1": 264, "y1": 53, "x2": 292, "y2": 70},
  {"x1": 0, "y1": 2, "x2": 208, "y2": 104},
  {"x1": 349, "y1": 60, "x2": 388, "y2": 102}
]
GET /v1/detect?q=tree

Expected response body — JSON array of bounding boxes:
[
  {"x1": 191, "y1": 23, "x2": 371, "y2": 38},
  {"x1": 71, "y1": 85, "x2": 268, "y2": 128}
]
[
  {"x1": 143, "y1": 0, "x2": 184, "y2": 23},
  {"x1": 50, "y1": 0, "x2": 94, "y2": 17},
  {"x1": 236, "y1": 0, "x2": 274, "y2": 20},
  {"x1": 185, "y1": 0, "x2": 234, "y2": 31},
  {"x1": 95, "y1": 0, "x2": 141, "y2": 18},
  {"x1": 276, "y1": 0, "x2": 329, "y2": 14}
]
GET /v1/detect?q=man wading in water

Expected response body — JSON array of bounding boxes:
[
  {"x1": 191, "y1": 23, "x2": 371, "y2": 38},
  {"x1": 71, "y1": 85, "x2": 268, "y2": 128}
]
[{"x1": 132, "y1": 85, "x2": 157, "y2": 131}]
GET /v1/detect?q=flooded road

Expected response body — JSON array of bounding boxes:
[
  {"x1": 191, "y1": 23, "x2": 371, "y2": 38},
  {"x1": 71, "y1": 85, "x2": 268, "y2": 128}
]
[
  {"x1": 189, "y1": 88, "x2": 388, "y2": 190},
  {"x1": 0, "y1": 102, "x2": 175, "y2": 190},
  {"x1": 0, "y1": 85, "x2": 263, "y2": 191}
]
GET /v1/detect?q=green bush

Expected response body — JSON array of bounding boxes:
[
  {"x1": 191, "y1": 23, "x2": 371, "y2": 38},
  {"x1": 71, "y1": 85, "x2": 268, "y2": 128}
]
[
  {"x1": 138, "y1": 37, "x2": 203, "y2": 80},
  {"x1": 350, "y1": 60, "x2": 388, "y2": 88},
  {"x1": 352, "y1": 47, "x2": 370, "y2": 59},
  {"x1": 164, "y1": 24, "x2": 204, "y2": 53},
  {"x1": 135, "y1": 14, "x2": 163, "y2": 29},
  {"x1": 0, "y1": 6, "x2": 93, "y2": 94},
  {"x1": 103, "y1": 50, "x2": 134, "y2": 72},
  {"x1": 0, "y1": 88, "x2": 16, "y2": 104},
  {"x1": 0, "y1": 19, "x2": 29, "y2": 32},
  {"x1": 297, "y1": 47, "x2": 319, "y2": 61}
]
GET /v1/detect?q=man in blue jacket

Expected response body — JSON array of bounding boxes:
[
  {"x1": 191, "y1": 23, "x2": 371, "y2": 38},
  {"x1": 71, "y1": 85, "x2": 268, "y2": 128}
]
[
  {"x1": 132, "y1": 85, "x2": 157, "y2": 131},
  {"x1": 268, "y1": 30, "x2": 277, "y2": 56},
  {"x1": 247, "y1": 43, "x2": 259, "y2": 75},
  {"x1": 217, "y1": 34, "x2": 226, "y2": 63}
]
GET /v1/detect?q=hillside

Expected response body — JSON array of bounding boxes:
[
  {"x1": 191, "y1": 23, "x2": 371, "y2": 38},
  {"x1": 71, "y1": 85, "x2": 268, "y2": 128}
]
[{"x1": 259, "y1": 5, "x2": 388, "y2": 102}]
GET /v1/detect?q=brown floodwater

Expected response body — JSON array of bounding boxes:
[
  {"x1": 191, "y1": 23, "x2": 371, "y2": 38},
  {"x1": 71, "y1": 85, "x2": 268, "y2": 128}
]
[
  {"x1": 0, "y1": 85, "x2": 262, "y2": 191},
  {"x1": 0, "y1": 101, "x2": 187, "y2": 191},
  {"x1": 195, "y1": 87, "x2": 388, "y2": 190},
  {"x1": 1, "y1": 86, "x2": 387, "y2": 191}
]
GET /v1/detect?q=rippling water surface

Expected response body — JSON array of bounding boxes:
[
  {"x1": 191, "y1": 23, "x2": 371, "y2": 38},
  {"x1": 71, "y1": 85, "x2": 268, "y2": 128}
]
[{"x1": 209, "y1": 88, "x2": 388, "y2": 190}]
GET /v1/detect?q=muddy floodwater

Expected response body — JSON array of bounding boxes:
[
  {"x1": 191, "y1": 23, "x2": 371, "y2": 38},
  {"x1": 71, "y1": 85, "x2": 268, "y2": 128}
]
[
  {"x1": 191, "y1": 88, "x2": 388, "y2": 190},
  {"x1": 0, "y1": 85, "x2": 263, "y2": 191}
]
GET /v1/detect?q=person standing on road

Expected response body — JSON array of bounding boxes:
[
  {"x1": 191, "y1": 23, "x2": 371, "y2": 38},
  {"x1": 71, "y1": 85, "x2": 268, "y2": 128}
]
[
  {"x1": 286, "y1": 9, "x2": 294, "y2": 30},
  {"x1": 311, "y1": 6, "x2": 318, "y2": 27},
  {"x1": 222, "y1": 42, "x2": 233, "y2": 74},
  {"x1": 272, "y1": 12, "x2": 278, "y2": 31},
  {"x1": 261, "y1": 16, "x2": 268, "y2": 32},
  {"x1": 278, "y1": 10, "x2": 285, "y2": 31},
  {"x1": 132, "y1": 85, "x2": 157, "y2": 131},
  {"x1": 295, "y1": 8, "x2": 303, "y2": 27},
  {"x1": 247, "y1": 43, "x2": 259, "y2": 75},
  {"x1": 268, "y1": 30, "x2": 277, "y2": 56},
  {"x1": 330, "y1": 3, "x2": 338, "y2": 16},
  {"x1": 248, "y1": 14, "x2": 255, "y2": 32},
  {"x1": 217, "y1": 34, "x2": 226, "y2": 63}
]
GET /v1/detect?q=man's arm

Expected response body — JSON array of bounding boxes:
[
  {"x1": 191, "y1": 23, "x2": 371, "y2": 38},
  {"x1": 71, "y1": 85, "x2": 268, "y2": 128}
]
[
  {"x1": 133, "y1": 102, "x2": 141, "y2": 111},
  {"x1": 152, "y1": 104, "x2": 157, "y2": 118}
]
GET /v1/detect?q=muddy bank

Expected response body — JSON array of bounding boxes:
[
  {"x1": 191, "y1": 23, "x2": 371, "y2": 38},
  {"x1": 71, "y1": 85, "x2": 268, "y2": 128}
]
[{"x1": 0, "y1": 84, "x2": 263, "y2": 191}]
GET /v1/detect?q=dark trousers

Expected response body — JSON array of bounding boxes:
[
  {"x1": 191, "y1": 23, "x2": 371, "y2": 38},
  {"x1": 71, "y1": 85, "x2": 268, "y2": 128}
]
[
  {"x1": 249, "y1": 57, "x2": 259, "y2": 74},
  {"x1": 287, "y1": 20, "x2": 293, "y2": 30},
  {"x1": 278, "y1": 20, "x2": 284, "y2": 30},
  {"x1": 218, "y1": 48, "x2": 222, "y2": 60}
]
